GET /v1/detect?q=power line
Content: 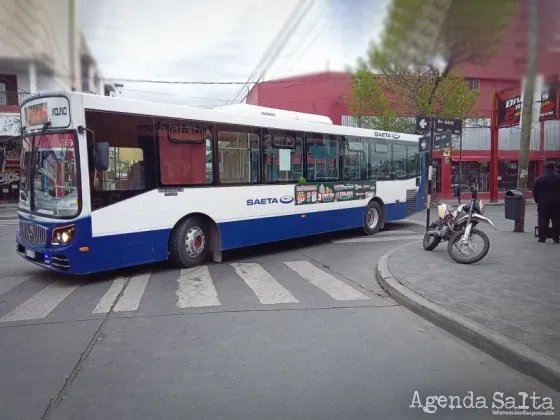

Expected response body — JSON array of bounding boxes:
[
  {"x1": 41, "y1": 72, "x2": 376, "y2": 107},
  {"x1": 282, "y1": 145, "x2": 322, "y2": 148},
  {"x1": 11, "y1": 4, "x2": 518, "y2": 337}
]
[
  {"x1": 228, "y1": 0, "x2": 316, "y2": 104},
  {"x1": 120, "y1": 88, "x2": 228, "y2": 102},
  {"x1": 238, "y1": 0, "x2": 316, "y2": 104},
  {"x1": 42, "y1": 72, "x2": 351, "y2": 85},
  {"x1": 226, "y1": 0, "x2": 310, "y2": 104}
]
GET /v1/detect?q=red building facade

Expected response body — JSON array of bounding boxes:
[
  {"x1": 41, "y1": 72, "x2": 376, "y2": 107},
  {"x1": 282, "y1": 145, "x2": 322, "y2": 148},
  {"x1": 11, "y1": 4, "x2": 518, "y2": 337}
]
[{"x1": 247, "y1": 1, "x2": 560, "y2": 200}]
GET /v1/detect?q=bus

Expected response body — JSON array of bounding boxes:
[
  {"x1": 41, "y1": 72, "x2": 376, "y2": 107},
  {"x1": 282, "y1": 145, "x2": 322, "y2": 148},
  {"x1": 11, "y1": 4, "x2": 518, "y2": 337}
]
[{"x1": 16, "y1": 91, "x2": 426, "y2": 275}]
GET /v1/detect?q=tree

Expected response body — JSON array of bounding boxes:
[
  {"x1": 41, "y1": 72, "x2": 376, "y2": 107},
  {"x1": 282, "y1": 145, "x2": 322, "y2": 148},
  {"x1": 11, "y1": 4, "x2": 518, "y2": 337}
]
[{"x1": 347, "y1": 0, "x2": 515, "y2": 133}]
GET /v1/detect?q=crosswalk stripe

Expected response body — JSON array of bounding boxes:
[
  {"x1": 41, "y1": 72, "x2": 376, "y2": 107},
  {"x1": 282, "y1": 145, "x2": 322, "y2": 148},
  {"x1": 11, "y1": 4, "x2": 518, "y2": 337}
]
[
  {"x1": 92, "y1": 277, "x2": 128, "y2": 314},
  {"x1": 113, "y1": 273, "x2": 150, "y2": 312},
  {"x1": 231, "y1": 263, "x2": 299, "y2": 304},
  {"x1": 0, "y1": 276, "x2": 30, "y2": 296},
  {"x1": 284, "y1": 261, "x2": 369, "y2": 301},
  {"x1": 176, "y1": 266, "x2": 221, "y2": 308},
  {"x1": 0, "y1": 280, "x2": 81, "y2": 322},
  {"x1": 374, "y1": 229, "x2": 418, "y2": 236},
  {"x1": 332, "y1": 235, "x2": 423, "y2": 244}
]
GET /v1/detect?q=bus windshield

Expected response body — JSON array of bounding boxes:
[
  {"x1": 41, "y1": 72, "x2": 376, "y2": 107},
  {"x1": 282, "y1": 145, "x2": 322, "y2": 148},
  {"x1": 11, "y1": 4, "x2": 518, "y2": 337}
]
[{"x1": 19, "y1": 132, "x2": 79, "y2": 217}]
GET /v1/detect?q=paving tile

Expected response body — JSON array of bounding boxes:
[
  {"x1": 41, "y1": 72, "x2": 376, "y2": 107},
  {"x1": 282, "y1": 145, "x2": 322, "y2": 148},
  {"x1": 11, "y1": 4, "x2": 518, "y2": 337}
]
[
  {"x1": 527, "y1": 338, "x2": 560, "y2": 360},
  {"x1": 464, "y1": 311, "x2": 511, "y2": 330},
  {"x1": 493, "y1": 324, "x2": 541, "y2": 344},
  {"x1": 386, "y1": 211, "x2": 560, "y2": 363},
  {"x1": 514, "y1": 320, "x2": 560, "y2": 341}
]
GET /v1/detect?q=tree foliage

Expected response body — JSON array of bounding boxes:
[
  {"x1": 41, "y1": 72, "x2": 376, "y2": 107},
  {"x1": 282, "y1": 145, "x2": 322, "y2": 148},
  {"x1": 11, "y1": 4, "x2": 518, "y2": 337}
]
[{"x1": 347, "y1": 0, "x2": 516, "y2": 133}]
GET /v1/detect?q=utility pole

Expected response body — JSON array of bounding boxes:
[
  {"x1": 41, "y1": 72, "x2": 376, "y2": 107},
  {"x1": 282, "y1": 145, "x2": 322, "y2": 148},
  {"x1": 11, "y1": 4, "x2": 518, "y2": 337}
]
[
  {"x1": 514, "y1": 0, "x2": 538, "y2": 233},
  {"x1": 69, "y1": 0, "x2": 77, "y2": 91}
]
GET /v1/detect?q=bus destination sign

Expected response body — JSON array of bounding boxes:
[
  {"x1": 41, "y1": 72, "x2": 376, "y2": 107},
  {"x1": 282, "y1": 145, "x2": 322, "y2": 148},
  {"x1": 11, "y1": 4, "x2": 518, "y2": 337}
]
[
  {"x1": 21, "y1": 96, "x2": 71, "y2": 130},
  {"x1": 24, "y1": 102, "x2": 49, "y2": 126}
]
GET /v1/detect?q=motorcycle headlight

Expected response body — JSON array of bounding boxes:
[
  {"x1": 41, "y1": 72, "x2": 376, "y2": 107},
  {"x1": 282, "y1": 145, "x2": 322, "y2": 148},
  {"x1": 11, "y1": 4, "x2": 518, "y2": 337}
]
[{"x1": 52, "y1": 225, "x2": 76, "y2": 246}]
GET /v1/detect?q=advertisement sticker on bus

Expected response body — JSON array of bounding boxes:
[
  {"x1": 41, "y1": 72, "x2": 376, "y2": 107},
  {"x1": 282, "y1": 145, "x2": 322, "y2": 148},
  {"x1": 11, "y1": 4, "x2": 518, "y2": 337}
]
[{"x1": 21, "y1": 96, "x2": 71, "y2": 130}]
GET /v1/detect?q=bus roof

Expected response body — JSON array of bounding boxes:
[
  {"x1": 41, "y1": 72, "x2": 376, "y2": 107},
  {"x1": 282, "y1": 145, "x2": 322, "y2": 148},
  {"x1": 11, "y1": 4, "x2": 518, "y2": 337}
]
[{"x1": 37, "y1": 91, "x2": 421, "y2": 143}]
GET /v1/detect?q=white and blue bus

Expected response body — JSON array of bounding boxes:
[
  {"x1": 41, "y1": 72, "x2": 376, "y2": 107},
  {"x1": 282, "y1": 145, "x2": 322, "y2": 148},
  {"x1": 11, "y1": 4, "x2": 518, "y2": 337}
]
[{"x1": 16, "y1": 92, "x2": 426, "y2": 274}]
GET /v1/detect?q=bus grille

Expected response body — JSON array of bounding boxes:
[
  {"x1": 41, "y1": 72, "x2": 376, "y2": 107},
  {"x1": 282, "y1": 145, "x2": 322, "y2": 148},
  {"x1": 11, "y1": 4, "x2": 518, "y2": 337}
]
[
  {"x1": 19, "y1": 221, "x2": 48, "y2": 245},
  {"x1": 406, "y1": 189, "x2": 418, "y2": 216}
]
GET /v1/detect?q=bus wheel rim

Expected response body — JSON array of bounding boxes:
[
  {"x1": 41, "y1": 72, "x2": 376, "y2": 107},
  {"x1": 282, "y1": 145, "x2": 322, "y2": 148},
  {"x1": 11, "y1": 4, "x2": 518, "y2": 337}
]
[
  {"x1": 366, "y1": 208, "x2": 379, "y2": 228},
  {"x1": 185, "y1": 226, "x2": 205, "y2": 257}
]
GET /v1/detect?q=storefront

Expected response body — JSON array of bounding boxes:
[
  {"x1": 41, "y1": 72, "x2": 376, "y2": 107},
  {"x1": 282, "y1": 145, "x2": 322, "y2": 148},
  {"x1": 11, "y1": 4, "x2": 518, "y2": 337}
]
[{"x1": 0, "y1": 136, "x2": 21, "y2": 203}]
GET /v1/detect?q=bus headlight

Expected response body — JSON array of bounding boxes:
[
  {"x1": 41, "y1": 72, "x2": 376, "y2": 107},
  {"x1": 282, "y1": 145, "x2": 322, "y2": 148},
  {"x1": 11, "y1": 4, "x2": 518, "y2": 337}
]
[{"x1": 52, "y1": 225, "x2": 76, "y2": 245}]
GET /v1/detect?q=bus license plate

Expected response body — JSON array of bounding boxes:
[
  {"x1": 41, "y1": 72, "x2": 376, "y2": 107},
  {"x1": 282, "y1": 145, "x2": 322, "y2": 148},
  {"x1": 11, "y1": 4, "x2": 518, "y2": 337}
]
[{"x1": 25, "y1": 249, "x2": 36, "y2": 259}]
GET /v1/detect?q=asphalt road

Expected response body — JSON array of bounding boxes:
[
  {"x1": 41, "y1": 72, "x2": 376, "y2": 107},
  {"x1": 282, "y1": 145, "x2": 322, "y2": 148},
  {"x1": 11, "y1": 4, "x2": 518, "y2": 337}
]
[{"x1": 0, "y1": 215, "x2": 558, "y2": 420}]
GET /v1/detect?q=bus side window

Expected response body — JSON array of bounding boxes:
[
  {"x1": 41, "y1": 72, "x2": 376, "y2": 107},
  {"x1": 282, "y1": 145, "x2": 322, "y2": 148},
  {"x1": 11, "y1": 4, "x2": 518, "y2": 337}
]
[
  {"x1": 217, "y1": 126, "x2": 260, "y2": 185},
  {"x1": 306, "y1": 134, "x2": 340, "y2": 182},
  {"x1": 342, "y1": 136, "x2": 368, "y2": 181},
  {"x1": 368, "y1": 139, "x2": 391, "y2": 180},
  {"x1": 158, "y1": 118, "x2": 209, "y2": 186},
  {"x1": 263, "y1": 129, "x2": 303, "y2": 183}
]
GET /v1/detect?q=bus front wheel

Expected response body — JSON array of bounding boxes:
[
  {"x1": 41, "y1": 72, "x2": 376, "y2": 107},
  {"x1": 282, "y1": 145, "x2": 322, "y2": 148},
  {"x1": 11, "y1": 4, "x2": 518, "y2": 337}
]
[
  {"x1": 363, "y1": 201, "x2": 382, "y2": 235},
  {"x1": 169, "y1": 217, "x2": 209, "y2": 267}
]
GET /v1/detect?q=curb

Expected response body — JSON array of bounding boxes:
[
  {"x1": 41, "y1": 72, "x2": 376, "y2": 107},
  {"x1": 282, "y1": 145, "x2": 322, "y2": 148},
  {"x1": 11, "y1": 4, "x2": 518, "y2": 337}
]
[
  {"x1": 0, "y1": 217, "x2": 17, "y2": 221},
  {"x1": 376, "y1": 243, "x2": 560, "y2": 392}
]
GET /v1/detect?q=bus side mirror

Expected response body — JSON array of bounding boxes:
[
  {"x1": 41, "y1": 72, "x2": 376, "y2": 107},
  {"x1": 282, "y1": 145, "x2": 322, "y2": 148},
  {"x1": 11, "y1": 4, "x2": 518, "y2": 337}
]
[
  {"x1": 94, "y1": 142, "x2": 109, "y2": 171},
  {"x1": 0, "y1": 148, "x2": 5, "y2": 171}
]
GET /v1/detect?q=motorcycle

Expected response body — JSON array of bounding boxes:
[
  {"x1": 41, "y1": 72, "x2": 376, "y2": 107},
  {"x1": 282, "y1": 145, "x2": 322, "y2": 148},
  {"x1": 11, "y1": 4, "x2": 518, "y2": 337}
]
[{"x1": 423, "y1": 187, "x2": 497, "y2": 264}]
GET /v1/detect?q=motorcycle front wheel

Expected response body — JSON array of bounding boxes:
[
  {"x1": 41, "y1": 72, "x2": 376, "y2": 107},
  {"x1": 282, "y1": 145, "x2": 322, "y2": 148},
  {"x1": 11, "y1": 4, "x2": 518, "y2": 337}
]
[
  {"x1": 447, "y1": 228, "x2": 490, "y2": 264},
  {"x1": 423, "y1": 222, "x2": 441, "y2": 251}
]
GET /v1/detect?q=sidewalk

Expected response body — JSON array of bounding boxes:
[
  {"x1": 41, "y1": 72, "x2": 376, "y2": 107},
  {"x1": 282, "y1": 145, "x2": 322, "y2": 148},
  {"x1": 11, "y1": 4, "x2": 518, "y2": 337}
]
[{"x1": 377, "y1": 207, "x2": 560, "y2": 391}]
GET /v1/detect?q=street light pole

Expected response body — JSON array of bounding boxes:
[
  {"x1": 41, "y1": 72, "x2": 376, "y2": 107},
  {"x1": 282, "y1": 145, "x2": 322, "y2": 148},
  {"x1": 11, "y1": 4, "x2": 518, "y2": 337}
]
[{"x1": 514, "y1": 0, "x2": 538, "y2": 233}]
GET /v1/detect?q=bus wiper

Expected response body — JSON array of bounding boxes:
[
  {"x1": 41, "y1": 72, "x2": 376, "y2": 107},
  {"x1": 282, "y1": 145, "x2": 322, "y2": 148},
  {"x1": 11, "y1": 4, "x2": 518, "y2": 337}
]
[{"x1": 41, "y1": 121, "x2": 51, "y2": 134}]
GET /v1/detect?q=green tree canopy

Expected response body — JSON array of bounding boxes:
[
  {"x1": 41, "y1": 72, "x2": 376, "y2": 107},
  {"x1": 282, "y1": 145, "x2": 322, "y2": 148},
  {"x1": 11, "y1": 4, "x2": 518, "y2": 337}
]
[{"x1": 347, "y1": 0, "x2": 516, "y2": 132}]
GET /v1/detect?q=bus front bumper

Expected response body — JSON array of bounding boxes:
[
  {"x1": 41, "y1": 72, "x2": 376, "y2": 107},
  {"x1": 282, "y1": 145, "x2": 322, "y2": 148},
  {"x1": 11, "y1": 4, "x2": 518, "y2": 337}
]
[{"x1": 16, "y1": 235, "x2": 73, "y2": 272}]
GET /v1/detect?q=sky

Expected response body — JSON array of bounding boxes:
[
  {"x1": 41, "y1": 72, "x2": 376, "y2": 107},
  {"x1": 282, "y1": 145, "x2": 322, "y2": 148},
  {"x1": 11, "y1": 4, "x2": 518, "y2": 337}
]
[{"x1": 80, "y1": 0, "x2": 389, "y2": 108}]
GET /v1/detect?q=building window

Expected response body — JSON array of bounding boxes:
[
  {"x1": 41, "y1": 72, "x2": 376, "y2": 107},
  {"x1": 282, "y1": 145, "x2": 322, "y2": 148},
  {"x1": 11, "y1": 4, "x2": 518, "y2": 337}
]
[
  {"x1": 218, "y1": 128, "x2": 260, "y2": 184},
  {"x1": 452, "y1": 161, "x2": 490, "y2": 193},
  {"x1": 263, "y1": 129, "x2": 303, "y2": 183},
  {"x1": 467, "y1": 79, "x2": 480, "y2": 91},
  {"x1": 306, "y1": 134, "x2": 339, "y2": 181},
  {"x1": 498, "y1": 160, "x2": 537, "y2": 191}
]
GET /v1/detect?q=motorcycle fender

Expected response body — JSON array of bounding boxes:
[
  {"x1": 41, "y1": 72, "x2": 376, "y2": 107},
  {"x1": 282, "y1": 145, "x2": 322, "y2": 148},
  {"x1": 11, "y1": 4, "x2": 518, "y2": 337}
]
[
  {"x1": 470, "y1": 214, "x2": 497, "y2": 230},
  {"x1": 456, "y1": 214, "x2": 497, "y2": 230}
]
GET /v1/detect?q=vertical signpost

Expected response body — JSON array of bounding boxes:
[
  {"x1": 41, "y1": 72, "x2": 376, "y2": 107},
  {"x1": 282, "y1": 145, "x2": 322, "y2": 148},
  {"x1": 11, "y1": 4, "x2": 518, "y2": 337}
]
[{"x1": 416, "y1": 116, "x2": 462, "y2": 230}]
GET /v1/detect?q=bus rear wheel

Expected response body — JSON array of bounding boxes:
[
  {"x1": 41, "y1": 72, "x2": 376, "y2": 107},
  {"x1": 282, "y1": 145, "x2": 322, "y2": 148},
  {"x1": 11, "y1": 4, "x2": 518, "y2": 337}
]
[
  {"x1": 169, "y1": 217, "x2": 209, "y2": 268},
  {"x1": 363, "y1": 201, "x2": 382, "y2": 235}
]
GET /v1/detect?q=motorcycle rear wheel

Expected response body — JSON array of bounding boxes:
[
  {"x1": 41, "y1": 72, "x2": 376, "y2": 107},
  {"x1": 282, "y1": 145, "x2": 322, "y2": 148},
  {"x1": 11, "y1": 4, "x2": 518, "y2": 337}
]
[
  {"x1": 447, "y1": 228, "x2": 490, "y2": 264},
  {"x1": 423, "y1": 222, "x2": 441, "y2": 251}
]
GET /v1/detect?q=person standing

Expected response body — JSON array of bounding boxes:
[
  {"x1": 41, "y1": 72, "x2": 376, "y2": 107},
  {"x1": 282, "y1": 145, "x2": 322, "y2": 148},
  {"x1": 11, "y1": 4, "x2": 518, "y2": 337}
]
[{"x1": 532, "y1": 162, "x2": 560, "y2": 243}]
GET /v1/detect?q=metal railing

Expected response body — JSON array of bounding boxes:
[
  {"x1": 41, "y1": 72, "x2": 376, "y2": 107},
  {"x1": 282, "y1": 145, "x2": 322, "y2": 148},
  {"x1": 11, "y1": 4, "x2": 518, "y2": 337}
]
[{"x1": 0, "y1": 91, "x2": 30, "y2": 108}]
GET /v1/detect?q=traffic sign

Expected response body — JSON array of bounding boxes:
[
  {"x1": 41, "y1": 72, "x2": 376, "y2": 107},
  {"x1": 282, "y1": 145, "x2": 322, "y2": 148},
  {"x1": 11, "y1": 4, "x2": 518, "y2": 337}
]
[
  {"x1": 434, "y1": 117, "x2": 462, "y2": 135},
  {"x1": 418, "y1": 135, "x2": 430, "y2": 153},
  {"x1": 432, "y1": 132, "x2": 452, "y2": 150},
  {"x1": 415, "y1": 116, "x2": 430, "y2": 132}
]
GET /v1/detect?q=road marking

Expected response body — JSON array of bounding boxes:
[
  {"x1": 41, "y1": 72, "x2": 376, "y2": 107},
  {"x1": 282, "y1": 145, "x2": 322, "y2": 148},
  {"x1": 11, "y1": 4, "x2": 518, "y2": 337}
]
[
  {"x1": 113, "y1": 273, "x2": 150, "y2": 312},
  {"x1": 332, "y1": 235, "x2": 423, "y2": 244},
  {"x1": 92, "y1": 277, "x2": 128, "y2": 314},
  {"x1": 405, "y1": 219, "x2": 430, "y2": 227},
  {"x1": 231, "y1": 263, "x2": 299, "y2": 304},
  {"x1": 176, "y1": 266, "x2": 221, "y2": 308},
  {"x1": 0, "y1": 276, "x2": 30, "y2": 296},
  {"x1": 374, "y1": 229, "x2": 418, "y2": 236},
  {"x1": 284, "y1": 261, "x2": 369, "y2": 301},
  {"x1": 0, "y1": 280, "x2": 80, "y2": 322}
]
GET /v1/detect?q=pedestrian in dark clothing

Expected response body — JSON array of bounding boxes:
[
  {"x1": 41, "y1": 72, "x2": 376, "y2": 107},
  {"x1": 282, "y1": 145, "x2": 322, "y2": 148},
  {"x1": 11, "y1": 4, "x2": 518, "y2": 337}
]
[{"x1": 532, "y1": 162, "x2": 560, "y2": 243}]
